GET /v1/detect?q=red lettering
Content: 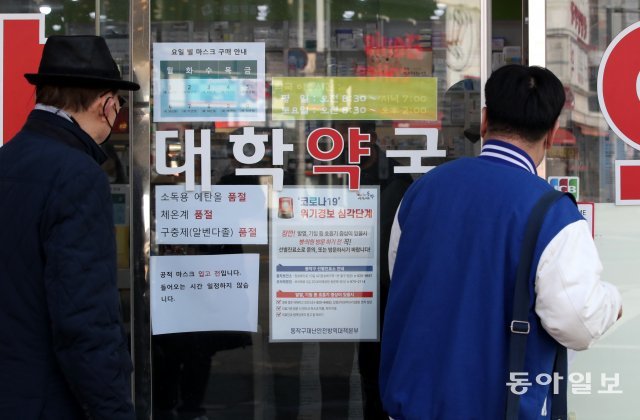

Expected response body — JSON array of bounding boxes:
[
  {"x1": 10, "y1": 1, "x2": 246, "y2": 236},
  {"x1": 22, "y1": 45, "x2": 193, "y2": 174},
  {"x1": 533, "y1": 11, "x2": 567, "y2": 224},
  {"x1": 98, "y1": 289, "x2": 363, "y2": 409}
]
[
  {"x1": 347, "y1": 127, "x2": 371, "y2": 164},
  {"x1": 307, "y1": 128, "x2": 344, "y2": 161}
]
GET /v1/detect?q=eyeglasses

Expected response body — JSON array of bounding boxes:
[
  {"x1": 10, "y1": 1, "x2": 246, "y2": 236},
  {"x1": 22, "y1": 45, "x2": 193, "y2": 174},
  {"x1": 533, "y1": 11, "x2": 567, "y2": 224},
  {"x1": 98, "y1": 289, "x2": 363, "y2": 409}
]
[
  {"x1": 99, "y1": 90, "x2": 127, "y2": 110},
  {"x1": 116, "y1": 95, "x2": 127, "y2": 108}
]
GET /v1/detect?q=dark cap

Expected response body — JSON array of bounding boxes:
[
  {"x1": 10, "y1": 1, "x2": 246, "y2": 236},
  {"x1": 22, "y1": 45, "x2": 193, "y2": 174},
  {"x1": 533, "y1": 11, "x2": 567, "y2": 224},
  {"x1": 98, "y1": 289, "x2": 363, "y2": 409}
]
[{"x1": 25, "y1": 35, "x2": 140, "y2": 91}]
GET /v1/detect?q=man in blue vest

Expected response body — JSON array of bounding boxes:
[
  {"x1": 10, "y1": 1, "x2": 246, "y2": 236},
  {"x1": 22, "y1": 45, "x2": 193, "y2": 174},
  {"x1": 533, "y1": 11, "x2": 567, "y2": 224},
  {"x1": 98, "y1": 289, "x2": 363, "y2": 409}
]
[{"x1": 379, "y1": 64, "x2": 622, "y2": 419}]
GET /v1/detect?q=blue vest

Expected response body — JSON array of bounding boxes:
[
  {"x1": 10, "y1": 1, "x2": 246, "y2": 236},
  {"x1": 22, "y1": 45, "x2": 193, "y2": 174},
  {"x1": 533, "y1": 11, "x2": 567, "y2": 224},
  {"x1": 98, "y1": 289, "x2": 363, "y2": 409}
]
[{"x1": 380, "y1": 140, "x2": 583, "y2": 420}]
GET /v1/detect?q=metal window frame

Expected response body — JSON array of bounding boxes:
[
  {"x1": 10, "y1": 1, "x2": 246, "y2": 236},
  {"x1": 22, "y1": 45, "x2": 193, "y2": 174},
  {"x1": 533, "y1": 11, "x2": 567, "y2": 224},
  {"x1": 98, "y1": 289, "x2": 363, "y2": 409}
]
[{"x1": 130, "y1": 0, "x2": 151, "y2": 416}]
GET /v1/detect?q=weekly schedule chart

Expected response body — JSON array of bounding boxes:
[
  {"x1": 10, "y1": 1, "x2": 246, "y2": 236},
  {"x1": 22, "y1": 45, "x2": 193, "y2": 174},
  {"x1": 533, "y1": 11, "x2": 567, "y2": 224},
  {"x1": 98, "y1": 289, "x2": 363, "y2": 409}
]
[{"x1": 153, "y1": 42, "x2": 266, "y2": 122}]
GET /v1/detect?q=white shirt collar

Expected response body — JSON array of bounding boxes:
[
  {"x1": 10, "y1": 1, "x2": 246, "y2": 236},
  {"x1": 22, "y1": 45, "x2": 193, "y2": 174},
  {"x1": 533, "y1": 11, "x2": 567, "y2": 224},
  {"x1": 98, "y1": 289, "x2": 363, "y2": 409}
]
[{"x1": 34, "y1": 104, "x2": 74, "y2": 123}]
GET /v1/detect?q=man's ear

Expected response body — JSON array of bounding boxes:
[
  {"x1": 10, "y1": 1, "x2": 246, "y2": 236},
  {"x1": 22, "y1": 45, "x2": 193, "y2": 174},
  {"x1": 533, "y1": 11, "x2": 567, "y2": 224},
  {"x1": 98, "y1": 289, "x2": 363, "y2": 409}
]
[
  {"x1": 545, "y1": 119, "x2": 560, "y2": 150},
  {"x1": 480, "y1": 107, "x2": 488, "y2": 138},
  {"x1": 88, "y1": 95, "x2": 108, "y2": 119}
]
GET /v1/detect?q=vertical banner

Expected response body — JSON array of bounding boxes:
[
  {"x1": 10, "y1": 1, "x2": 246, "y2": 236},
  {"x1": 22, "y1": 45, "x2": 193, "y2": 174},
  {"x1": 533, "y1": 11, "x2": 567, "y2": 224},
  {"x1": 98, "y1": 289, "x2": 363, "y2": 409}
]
[
  {"x1": 0, "y1": 14, "x2": 46, "y2": 145},
  {"x1": 150, "y1": 254, "x2": 260, "y2": 335},
  {"x1": 270, "y1": 186, "x2": 379, "y2": 341}
]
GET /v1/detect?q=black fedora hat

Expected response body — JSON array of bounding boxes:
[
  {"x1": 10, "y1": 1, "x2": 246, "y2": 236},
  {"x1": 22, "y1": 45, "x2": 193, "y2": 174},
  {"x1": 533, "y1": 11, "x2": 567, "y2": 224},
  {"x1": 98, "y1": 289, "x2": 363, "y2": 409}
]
[{"x1": 25, "y1": 35, "x2": 140, "y2": 91}]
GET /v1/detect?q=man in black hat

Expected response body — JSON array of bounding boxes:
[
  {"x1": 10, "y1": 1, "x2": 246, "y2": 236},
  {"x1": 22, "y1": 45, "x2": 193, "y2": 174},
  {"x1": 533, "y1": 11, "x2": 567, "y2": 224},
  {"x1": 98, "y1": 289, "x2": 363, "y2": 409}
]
[{"x1": 0, "y1": 35, "x2": 139, "y2": 419}]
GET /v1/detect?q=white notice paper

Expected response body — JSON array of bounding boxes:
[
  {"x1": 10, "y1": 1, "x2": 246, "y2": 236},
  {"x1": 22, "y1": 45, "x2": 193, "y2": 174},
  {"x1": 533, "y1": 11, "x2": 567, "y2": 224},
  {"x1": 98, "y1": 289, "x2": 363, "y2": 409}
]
[
  {"x1": 270, "y1": 186, "x2": 379, "y2": 342},
  {"x1": 151, "y1": 254, "x2": 259, "y2": 335}
]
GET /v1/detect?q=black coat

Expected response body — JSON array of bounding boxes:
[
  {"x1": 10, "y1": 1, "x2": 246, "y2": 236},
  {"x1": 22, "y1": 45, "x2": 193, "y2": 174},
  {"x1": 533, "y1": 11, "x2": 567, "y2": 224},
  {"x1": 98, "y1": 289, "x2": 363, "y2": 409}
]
[{"x1": 0, "y1": 110, "x2": 135, "y2": 419}]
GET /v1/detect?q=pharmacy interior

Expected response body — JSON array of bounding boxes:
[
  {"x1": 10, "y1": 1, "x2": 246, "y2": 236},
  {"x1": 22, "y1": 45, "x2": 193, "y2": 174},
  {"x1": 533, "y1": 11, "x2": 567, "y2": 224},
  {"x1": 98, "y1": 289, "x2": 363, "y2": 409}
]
[{"x1": 1, "y1": 0, "x2": 639, "y2": 418}]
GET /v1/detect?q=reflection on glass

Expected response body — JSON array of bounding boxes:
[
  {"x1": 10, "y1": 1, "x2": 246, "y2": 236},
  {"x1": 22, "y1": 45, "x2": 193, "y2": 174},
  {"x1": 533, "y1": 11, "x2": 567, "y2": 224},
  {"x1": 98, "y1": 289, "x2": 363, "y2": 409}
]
[{"x1": 545, "y1": 0, "x2": 640, "y2": 203}]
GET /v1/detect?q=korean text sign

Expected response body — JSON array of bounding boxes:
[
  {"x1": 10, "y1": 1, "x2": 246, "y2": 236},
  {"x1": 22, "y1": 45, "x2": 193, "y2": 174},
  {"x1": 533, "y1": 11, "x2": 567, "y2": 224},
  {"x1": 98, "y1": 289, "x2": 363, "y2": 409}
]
[
  {"x1": 271, "y1": 76, "x2": 437, "y2": 121},
  {"x1": 155, "y1": 185, "x2": 268, "y2": 244},
  {"x1": 155, "y1": 127, "x2": 444, "y2": 192},
  {"x1": 270, "y1": 186, "x2": 379, "y2": 342},
  {"x1": 150, "y1": 254, "x2": 259, "y2": 335}
]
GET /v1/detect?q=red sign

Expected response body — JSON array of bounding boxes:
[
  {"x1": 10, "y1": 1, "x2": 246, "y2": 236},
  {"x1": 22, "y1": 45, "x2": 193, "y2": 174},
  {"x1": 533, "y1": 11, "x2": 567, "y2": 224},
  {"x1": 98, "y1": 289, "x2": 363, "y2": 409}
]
[
  {"x1": 598, "y1": 22, "x2": 640, "y2": 152},
  {"x1": 0, "y1": 14, "x2": 45, "y2": 145},
  {"x1": 615, "y1": 160, "x2": 640, "y2": 205}
]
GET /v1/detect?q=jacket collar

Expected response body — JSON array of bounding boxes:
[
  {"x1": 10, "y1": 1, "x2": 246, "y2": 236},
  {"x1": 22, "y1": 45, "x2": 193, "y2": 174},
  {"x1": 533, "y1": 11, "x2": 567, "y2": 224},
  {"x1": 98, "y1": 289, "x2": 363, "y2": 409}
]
[
  {"x1": 24, "y1": 109, "x2": 108, "y2": 165},
  {"x1": 478, "y1": 139, "x2": 537, "y2": 175}
]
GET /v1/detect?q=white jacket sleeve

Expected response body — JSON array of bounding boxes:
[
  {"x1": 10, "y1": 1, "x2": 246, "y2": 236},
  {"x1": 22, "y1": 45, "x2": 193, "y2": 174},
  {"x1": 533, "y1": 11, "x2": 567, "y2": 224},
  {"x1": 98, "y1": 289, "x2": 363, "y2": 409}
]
[
  {"x1": 388, "y1": 206, "x2": 402, "y2": 278},
  {"x1": 535, "y1": 219, "x2": 622, "y2": 351}
]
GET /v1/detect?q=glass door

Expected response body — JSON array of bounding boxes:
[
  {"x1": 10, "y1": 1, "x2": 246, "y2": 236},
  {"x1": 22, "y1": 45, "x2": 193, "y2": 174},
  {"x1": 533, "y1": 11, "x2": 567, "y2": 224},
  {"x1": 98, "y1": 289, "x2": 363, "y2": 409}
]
[{"x1": 138, "y1": 0, "x2": 485, "y2": 418}]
